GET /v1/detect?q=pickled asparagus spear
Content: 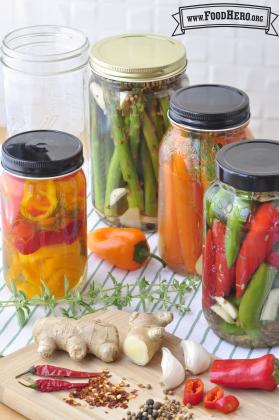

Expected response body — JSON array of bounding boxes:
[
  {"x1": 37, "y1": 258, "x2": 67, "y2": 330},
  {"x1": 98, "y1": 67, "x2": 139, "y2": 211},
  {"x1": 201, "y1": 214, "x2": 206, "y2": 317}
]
[
  {"x1": 109, "y1": 105, "x2": 144, "y2": 211},
  {"x1": 141, "y1": 139, "x2": 157, "y2": 216},
  {"x1": 142, "y1": 112, "x2": 160, "y2": 181}
]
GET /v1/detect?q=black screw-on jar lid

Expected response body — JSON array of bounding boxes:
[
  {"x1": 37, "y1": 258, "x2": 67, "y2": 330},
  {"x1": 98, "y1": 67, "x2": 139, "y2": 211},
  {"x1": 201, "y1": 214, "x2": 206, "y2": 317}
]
[
  {"x1": 216, "y1": 140, "x2": 279, "y2": 192},
  {"x1": 1, "y1": 130, "x2": 84, "y2": 178},
  {"x1": 169, "y1": 84, "x2": 250, "y2": 130}
]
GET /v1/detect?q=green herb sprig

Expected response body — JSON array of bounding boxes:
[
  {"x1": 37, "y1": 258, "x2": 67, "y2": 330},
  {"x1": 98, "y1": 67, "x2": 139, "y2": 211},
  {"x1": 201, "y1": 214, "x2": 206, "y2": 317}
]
[{"x1": 0, "y1": 275, "x2": 199, "y2": 327}]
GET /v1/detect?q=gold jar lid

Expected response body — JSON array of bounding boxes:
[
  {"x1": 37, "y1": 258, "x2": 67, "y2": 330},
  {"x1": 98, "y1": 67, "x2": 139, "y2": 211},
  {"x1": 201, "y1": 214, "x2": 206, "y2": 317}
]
[{"x1": 90, "y1": 34, "x2": 187, "y2": 82}]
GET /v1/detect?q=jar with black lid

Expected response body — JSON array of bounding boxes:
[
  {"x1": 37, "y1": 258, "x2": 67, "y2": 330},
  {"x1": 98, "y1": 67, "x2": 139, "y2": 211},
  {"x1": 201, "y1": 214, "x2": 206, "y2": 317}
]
[
  {"x1": 203, "y1": 140, "x2": 279, "y2": 348},
  {"x1": 158, "y1": 84, "x2": 252, "y2": 276},
  {"x1": 1, "y1": 130, "x2": 87, "y2": 298}
]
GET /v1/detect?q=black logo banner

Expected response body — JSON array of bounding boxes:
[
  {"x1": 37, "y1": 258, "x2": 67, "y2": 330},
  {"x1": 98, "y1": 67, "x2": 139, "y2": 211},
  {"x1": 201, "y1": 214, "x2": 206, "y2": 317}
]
[{"x1": 172, "y1": 3, "x2": 279, "y2": 36}]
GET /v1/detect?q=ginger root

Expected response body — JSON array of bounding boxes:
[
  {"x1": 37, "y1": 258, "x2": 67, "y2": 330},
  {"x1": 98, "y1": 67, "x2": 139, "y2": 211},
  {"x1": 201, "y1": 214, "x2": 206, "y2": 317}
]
[
  {"x1": 33, "y1": 314, "x2": 120, "y2": 362},
  {"x1": 123, "y1": 312, "x2": 173, "y2": 366}
]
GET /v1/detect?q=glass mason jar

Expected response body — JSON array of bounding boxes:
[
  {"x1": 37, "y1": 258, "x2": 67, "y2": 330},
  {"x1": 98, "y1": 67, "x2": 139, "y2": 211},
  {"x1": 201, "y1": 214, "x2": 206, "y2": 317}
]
[
  {"x1": 1, "y1": 26, "x2": 90, "y2": 177},
  {"x1": 0, "y1": 130, "x2": 87, "y2": 299},
  {"x1": 203, "y1": 140, "x2": 279, "y2": 348},
  {"x1": 89, "y1": 34, "x2": 188, "y2": 230},
  {"x1": 158, "y1": 84, "x2": 251, "y2": 276}
]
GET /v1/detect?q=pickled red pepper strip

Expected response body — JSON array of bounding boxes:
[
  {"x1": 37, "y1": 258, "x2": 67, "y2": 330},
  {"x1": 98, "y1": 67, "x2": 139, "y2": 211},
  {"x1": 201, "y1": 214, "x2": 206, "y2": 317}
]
[
  {"x1": 212, "y1": 220, "x2": 235, "y2": 297},
  {"x1": 172, "y1": 153, "x2": 202, "y2": 273},
  {"x1": 210, "y1": 354, "x2": 279, "y2": 391},
  {"x1": 16, "y1": 364, "x2": 103, "y2": 379},
  {"x1": 202, "y1": 229, "x2": 216, "y2": 309},
  {"x1": 236, "y1": 202, "x2": 279, "y2": 297},
  {"x1": 19, "y1": 379, "x2": 89, "y2": 392}
]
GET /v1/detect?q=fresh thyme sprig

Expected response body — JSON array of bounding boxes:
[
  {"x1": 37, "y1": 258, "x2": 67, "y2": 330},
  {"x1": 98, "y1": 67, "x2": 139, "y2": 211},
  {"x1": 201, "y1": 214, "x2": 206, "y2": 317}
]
[{"x1": 0, "y1": 275, "x2": 200, "y2": 327}]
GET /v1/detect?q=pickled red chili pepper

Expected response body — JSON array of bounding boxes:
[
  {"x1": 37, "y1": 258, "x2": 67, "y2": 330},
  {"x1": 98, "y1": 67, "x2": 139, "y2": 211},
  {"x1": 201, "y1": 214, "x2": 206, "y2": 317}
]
[
  {"x1": 212, "y1": 220, "x2": 235, "y2": 297},
  {"x1": 236, "y1": 202, "x2": 279, "y2": 297},
  {"x1": 202, "y1": 229, "x2": 216, "y2": 309},
  {"x1": 210, "y1": 354, "x2": 279, "y2": 391},
  {"x1": 16, "y1": 364, "x2": 103, "y2": 379},
  {"x1": 19, "y1": 379, "x2": 89, "y2": 392}
]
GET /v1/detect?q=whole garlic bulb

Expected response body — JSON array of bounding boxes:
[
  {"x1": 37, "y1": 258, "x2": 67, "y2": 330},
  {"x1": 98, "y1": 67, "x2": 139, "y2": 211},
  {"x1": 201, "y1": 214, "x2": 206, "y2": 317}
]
[
  {"x1": 181, "y1": 340, "x2": 211, "y2": 375},
  {"x1": 161, "y1": 347, "x2": 185, "y2": 390}
]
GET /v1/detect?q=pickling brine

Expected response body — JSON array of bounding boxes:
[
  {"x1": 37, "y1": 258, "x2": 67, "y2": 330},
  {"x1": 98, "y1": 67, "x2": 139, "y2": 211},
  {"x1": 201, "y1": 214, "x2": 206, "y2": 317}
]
[
  {"x1": 203, "y1": 140, "x2": 279, "y2": 347},
  {"x1": 1, "y1": 130, "x2": 87, "y2": 298}
]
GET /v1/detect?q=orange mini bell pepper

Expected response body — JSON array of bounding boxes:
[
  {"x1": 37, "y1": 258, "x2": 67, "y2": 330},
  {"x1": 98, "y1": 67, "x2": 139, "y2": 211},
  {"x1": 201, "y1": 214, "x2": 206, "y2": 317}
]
[{"x1": 88, "y1": 227, "x2": 166, "y2": 271}]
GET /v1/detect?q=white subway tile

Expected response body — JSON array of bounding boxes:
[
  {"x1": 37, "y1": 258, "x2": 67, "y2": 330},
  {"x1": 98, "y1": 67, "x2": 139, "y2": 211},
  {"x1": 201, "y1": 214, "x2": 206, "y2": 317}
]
[
  {"x1": 187, "y1": 61, "x2": 210, "y2": 85},
  {"x1": 184, "y1": 34, "x2": 208, "y2": 62},
  {"x1": 69, "y1": 0, "x2": 97, "y2": 42},
  {"x1": 126, "y1": 6, "x2": 153, "y2": 32},
  {"x1": 208, "y1": 38, "x2": 235, "y2": 64},
  {"x1": 237, "y1": 67, "x2": 263, "y2": 91},
  {"x1": 263, "y1": 93, "x2": 279, "y2": 118},
  {"x1": 236, "y1": 40, "x2": 264, "y2": 65},
  {"x1": 261, "y1": 119, "x2": 279, "y2": 140}
]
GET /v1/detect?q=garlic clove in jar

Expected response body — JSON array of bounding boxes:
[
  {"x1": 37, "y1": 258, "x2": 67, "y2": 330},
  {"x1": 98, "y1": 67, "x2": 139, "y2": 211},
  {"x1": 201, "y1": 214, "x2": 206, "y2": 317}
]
[
  {"x1": 180, "y1": 340, "x2": 211, "y2": 375},
  {"x1": 161, "y1": 347, "x2": 185, "y2": 390}
]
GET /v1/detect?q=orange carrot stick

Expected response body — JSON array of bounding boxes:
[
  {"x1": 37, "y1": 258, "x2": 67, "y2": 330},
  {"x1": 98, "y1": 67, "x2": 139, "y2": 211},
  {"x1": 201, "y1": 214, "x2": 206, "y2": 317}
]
[
  {"x1": 158, "y1": 158, "x2": 184, "y2": 270},
  {"x1": 172, "y1": 153, "x2": 202, "y2": 274}
]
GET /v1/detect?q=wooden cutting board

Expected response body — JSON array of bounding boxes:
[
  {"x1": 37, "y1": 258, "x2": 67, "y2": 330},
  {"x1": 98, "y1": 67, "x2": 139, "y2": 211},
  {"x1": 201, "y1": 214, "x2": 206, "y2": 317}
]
[{"x1": 0, "y1": 310, "x2": 278, "y2": 420}]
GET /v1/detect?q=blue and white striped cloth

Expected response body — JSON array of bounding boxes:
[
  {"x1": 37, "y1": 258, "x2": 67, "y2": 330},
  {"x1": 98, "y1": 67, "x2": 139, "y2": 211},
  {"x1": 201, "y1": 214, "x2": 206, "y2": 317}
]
[{"x1": 0, "y1": 191, "x2": 278, "y2": 359}]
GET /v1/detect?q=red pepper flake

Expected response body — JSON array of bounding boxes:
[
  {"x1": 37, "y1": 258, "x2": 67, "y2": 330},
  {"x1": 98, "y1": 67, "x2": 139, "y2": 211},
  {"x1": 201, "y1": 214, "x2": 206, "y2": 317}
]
[{"x1": 65, "y1": 371, "x2": 138, "y2": 410}]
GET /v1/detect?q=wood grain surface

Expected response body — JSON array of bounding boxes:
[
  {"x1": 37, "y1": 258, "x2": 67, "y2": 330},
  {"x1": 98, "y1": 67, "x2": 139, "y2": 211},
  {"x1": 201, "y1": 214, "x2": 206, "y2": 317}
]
[{"x1": 0, "y1": 310, "x2": 278, "y2": 420}]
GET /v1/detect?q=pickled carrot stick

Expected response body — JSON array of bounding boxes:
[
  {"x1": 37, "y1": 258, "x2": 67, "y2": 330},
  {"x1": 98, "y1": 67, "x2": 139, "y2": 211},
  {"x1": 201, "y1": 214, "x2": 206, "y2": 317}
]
[
  {"x1": 172, "y1": 153, "x2": 202, "y2": 273},
  {"x1": 158, "y1": 158, "x2": 183, "y2": 269}
]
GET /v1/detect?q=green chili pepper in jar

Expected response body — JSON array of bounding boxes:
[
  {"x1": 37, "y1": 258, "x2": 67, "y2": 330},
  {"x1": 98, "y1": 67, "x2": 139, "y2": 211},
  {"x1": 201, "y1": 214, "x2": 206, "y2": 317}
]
[
  {"x1": 225, "y1": 193, "x2": 251, "y2": 268},
  {"x1": 238, "y1": 263, "x2": 277, "y2": 332},
  {"x1": 207, "y1": 187, "x2": 234, "y2": 226}
]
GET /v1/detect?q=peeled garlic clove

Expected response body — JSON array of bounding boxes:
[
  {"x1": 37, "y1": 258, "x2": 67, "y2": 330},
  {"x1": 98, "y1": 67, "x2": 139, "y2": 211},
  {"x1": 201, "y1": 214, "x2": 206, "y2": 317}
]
[
  {"x1": 90, "y1": 82, "x2": 106, "y2": 113},
  {"x1": 211, "y1": 303, "x2": 235, "y2": 324},
  {"x1": 119, "y1": 208, "x2": 141, "y2": 228},
  {"x1": 109, "y1": 188, "x2": 128, "y2": 207},
  {"x1": 195, "y1": 254, "x2": 203, "y2": 276},
  {"x1": 214, "y1": 297, "x2": 238, "y2": 320},
  {"x1": 180, "y1": 340, "x2": 211, "y2": 375},
  {"x1": 161, "y1": 347, "x2": 185, "y2": 390}
]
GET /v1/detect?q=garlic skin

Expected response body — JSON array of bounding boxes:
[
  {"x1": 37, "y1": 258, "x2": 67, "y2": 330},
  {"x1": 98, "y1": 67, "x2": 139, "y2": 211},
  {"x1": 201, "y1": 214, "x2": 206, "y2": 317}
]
[
  {"x1": 181, "y1": 340, "x2": 211, "y2": 375},
  {"x1": 161, "y1": 347, "x2": 185, "y2": 390}
]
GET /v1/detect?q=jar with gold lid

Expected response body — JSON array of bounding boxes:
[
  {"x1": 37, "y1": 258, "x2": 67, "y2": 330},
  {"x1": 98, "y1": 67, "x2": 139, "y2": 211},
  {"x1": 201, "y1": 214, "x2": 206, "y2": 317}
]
[{"x1": 89, "y1": 34, "x2": 188, "y2": 230}]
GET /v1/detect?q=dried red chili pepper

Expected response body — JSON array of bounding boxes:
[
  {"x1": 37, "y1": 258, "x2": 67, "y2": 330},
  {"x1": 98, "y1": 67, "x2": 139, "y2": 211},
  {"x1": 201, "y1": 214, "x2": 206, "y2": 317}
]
[
  {"x1": 16, "y1": 364, "x2": 103, "y2": 379},
  {"x1": 215, "y1": 395, "x2": 239, "y2": 414},
  {"x1": 203, "y1": 386, "x2": 224, "y2": 409},
  {"x1": 210, "y1": 354, "x2": 279, "y2": 391},
  {"x1": 19, "y1": 379, "x2": 89, "y2": 392},
  {"x1": 183, "y1": 378, "x2": 204, "y2": 406}
]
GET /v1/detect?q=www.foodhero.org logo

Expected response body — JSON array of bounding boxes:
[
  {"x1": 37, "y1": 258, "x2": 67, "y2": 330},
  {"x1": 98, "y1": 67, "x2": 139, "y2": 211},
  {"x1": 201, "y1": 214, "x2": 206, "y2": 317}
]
[{"x1": 172, "y1": 3, "x2": 279, "y2": 36}]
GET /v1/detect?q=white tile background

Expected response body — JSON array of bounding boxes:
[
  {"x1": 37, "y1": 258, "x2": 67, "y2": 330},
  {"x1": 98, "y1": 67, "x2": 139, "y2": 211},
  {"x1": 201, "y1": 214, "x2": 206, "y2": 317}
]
[{"x1": 0, "y1": 0, "x2": 279, "y2": 138}]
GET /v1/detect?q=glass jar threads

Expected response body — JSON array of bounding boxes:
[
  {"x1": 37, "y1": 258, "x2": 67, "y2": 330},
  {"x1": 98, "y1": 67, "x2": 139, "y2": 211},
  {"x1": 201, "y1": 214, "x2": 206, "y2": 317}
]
[
  {"x1": 1, "y1": 130, "x2": 87, "y2": 299},
  {"x1": 89, "y1": 34, "x2": 188, "y2": 230},
  {"x1": 158, "y1": 84, "x2": 251, "y2": 276},
  {"x1": 1, "y1": 26, "x2": 90, "y2": 175},
  {"x1": 203, "y1": 140, "x2": 279, "y2": 348}
]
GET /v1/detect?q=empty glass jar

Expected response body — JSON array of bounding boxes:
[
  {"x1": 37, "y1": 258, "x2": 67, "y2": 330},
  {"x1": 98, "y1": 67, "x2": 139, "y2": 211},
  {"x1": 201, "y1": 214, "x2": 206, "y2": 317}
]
[
  {"x1": 203, "y1": 140, "x2": 279, "y2": 347},
  {"x1": 1, "y1": 130, "x2": 87, "y2": 299},
  {"x1": 1, "y1": 25, "x2": 90, "y2": 175}
]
